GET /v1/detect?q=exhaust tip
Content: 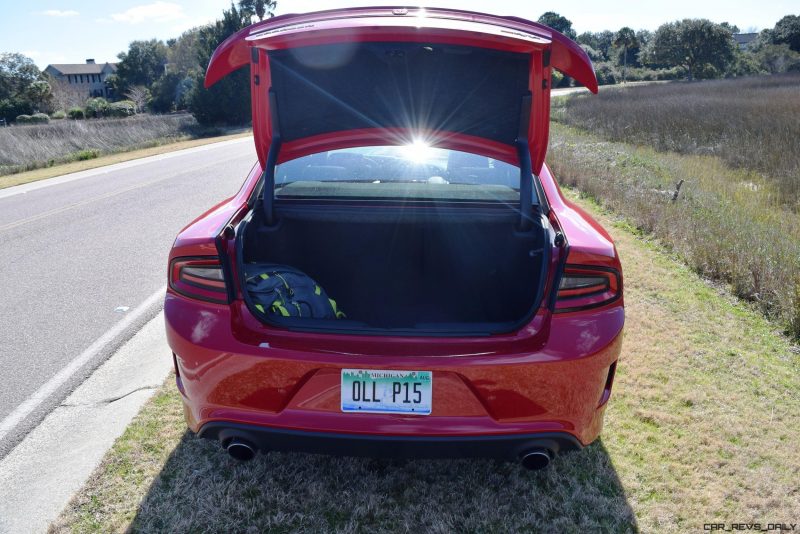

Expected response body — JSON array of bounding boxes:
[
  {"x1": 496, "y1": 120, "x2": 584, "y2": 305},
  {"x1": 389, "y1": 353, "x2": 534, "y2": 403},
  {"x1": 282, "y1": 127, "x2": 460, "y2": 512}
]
[
  {"x1": 520, "y1": 449, "x2": 551, "y2": 470},
  {"x1": 226, "y1": 438, "x2": 256, "y2": 461}
]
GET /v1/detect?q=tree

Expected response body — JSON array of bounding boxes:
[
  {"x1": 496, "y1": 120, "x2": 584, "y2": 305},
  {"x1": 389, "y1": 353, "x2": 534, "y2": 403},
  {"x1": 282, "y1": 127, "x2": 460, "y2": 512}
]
[
  {"x1": 635, "y1": 29, "x2": 652, "y2": 53},
  {"x1": 238, "y1": 0, "x2": 276, "y2": 22},
  {"x1": 26, "y1": 80, "x2": 51, "y2": 111},
  {"x1": 125, "y1": 86, "x2": 151, "y2": 113},
  {"x1": 115, "y1": 39, "x2": 169, "y2": 92},
  {"x1": 48, "y1": 79, "x2": 84, "y2": 111},
  {"x1": 150, "y1": 72, "x2": 180, "y2": 112},
  {"x1": 579, "y1": 44, "x2": 604, "y2": 62},
  {"x1": 720, "y1": 22, "x2": 741, "y2": 34},
  {"x1": 728, "y1": 47, "x2": 764, "y2": 77},
  {"x1": 150, "y1": 72, "x2": 196, "y2": 112},
  {"x1": 577, "y1": 31, "x2": 614, "y2": 61},
  {"x1": 0, "y1": 53, "x2": 49, "y2": 121},
  {"x1": 144, "y1": 28, "x2": 205, "y2": 112},
  {"x1": 754, "y1": 43, "x2": 800, "y2": 73},
  {"x1": 613, "y1": 27, "x2": 638, "y2": 83},
  {"x1": 643, "y1": 19, "x2": 736, "y2": 80},
  {"x1": 188, "y1": 5, "x2": 251, "y2": 125},
  {"x1": 537, "y1": 12, "x2": 577, "y2": 40},
  {"x1": 167, "y1": 28, "x2": 203, "y2": 75},
  {"x1": 0, "y1": 53, "x2": 41, "y2": 100},
  {"x1": 754, "y1": 27, "x2": 775, "y2": 50},
  {"x1": 772, "y1": 15, "x2": 800, "y2": 52}
]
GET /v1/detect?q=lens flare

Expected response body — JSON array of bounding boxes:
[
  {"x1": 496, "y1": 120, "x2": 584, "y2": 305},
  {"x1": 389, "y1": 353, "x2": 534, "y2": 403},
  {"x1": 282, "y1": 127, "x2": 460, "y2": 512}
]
[{"x1": 403, "y1": 139, "x2": 434, "y2": 163}]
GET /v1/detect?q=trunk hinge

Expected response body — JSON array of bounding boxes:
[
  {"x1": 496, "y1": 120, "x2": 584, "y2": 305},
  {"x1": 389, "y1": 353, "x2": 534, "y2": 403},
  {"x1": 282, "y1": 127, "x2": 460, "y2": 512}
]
[
  {"x1": 516, "y1": 92, "x2": 538, "y2": 231},
  {"x1": 263, "y1": 89, "x2": 281, "y2": 226}
]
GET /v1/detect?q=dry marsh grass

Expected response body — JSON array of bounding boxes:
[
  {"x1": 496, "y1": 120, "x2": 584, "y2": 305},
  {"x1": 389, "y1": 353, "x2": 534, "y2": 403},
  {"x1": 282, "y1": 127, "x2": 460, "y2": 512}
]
[
  {"x1": 50, "y1": 195, "x2": 800, "y2": 533},
  {"x1": 549, "y1": 121, "x2": 800, "y2": 339},
  {"x1": 0, "y1": 132, "x2": 252, "y2": 190},
  {"x1": 557, "y1": 75, "x2": 800, "y2": 206},
  {"x1": 0, "y1": 114, "x2": 206, "y2": 176}
]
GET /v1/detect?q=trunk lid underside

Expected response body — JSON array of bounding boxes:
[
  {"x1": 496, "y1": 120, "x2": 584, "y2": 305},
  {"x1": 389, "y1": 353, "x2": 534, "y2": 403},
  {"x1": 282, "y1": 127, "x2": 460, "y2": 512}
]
[{"x1": 204, "y1": 6, "x2": 598, "y2": 174}]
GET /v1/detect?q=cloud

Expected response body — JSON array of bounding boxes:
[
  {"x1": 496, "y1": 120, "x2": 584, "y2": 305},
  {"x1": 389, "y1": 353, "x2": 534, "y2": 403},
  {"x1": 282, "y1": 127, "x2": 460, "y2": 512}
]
[
  {"x1": 42, "y1": 9, "x2": 79, "y2": 17},
  {"x1": 109, "y1": 1, "x2": 186, "y2": 24}
]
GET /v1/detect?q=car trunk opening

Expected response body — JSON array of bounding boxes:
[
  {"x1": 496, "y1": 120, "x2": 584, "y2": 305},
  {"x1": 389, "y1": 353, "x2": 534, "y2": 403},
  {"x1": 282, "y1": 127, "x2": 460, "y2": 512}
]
[{"x1": 238, "y1": 199, "x2": 550, "y2": 335}]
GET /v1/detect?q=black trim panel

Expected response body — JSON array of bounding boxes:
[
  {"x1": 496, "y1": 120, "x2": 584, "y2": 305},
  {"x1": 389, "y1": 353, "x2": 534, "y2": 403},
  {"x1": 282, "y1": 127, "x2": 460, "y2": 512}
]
[
  {"x1": 198, "y1": 421, "x2": 583, "y2": 460},
  {"x1": 268, "y1": 43, "x2": 530, "y2": 145}
]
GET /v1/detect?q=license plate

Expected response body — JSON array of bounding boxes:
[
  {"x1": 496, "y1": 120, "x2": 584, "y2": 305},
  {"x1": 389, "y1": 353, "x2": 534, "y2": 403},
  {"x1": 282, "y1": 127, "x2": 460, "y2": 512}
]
[{"x1": 341, "y1": 369, "x2": 432, "y2": 415}]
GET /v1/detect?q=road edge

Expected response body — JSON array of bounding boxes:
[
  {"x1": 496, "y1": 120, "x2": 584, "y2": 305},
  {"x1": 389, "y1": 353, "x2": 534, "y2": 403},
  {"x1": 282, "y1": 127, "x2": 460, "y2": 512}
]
[
  {"x1": 0, "y1": 311, "x2": 173, "y2": 534},
  {"x1": 0, "y1": 288, "x2": 165, "y2": 458}
]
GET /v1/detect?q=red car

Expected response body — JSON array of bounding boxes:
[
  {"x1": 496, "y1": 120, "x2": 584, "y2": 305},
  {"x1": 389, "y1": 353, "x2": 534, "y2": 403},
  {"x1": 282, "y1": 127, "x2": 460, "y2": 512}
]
[{"x1": 166, "y1": 7, "x2": 623, "y2": 470}]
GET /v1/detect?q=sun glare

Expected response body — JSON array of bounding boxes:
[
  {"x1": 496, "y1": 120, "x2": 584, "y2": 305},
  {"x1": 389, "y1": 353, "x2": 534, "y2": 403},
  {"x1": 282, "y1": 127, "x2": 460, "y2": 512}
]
[{"x1": 404, "y1": 140, "x2": 434, "y2": 163}]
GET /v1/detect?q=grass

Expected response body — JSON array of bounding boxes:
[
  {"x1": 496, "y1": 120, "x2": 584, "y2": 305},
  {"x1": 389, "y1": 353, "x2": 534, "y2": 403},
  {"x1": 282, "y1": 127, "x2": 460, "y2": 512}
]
[
  {"x1": 0, "y1": 132, "x2": 252, "y2": 190},
  {"x1": 556, "y1": 75, "x2": 800, "y2": 206},
  {"x1": 0, "y1": 114, "x2": 236, "y2": 179},
  {"x1": 549, "y1": 115, "x2": 800, "y2": 339},
  {"x1": 49, "y1": 193, "x2": 800, "y2": 533}
]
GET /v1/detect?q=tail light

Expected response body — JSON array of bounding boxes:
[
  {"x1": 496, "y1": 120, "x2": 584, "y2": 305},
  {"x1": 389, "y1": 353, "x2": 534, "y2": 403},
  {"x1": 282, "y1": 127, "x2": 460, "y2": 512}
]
[
  {"x1": 169, "y1": 256, "x2": 229, "y2": 304},
  {"x1": 555, "y1": 265, "x2": 621, "y2": 312}
]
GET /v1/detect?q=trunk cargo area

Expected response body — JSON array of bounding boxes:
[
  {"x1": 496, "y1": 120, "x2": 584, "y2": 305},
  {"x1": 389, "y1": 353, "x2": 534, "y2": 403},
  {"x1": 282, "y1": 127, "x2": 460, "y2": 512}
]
[{"x1": 239, "y1": 204, "x2": 549, "y2": 334}]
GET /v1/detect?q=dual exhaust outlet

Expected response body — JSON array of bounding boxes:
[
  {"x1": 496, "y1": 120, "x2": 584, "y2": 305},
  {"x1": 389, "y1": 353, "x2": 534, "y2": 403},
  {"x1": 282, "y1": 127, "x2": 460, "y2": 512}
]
[
  {"x1": 225, "y1": 438, "x2": 257, "y2": 462},
  {"x1": 223, "y1": 438, "x2": 552, "y2": 470}
]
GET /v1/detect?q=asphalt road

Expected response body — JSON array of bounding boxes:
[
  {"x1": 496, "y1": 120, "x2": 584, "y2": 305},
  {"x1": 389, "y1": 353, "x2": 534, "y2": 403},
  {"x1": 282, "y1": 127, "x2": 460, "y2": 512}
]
[{"x1": 0, "y1": 138, "x2": 256, "y2": 455}]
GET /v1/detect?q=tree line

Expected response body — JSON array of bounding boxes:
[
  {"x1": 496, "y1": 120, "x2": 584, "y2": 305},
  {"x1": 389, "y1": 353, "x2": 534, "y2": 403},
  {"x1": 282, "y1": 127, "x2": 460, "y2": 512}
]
[
  {"x1": 541, "y1": 12, "x2": 800, "y2": 85},
  {"x1": 0, "y1": 1, "x2": 271, "y2": 125},
  {"x1": 1, "y1": 6, "x2": 798, "y2": 126}
]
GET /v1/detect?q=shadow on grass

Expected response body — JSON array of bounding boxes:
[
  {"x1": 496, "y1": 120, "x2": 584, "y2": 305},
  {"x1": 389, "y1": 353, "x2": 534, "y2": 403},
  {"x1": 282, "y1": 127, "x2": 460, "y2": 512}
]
[{"x1": 129, "y1": 430, "x2": 637, "y2": 532}]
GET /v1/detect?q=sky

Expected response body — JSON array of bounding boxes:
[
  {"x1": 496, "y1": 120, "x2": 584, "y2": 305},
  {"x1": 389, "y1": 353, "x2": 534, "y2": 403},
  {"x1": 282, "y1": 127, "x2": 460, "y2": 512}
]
[{"x1": 1, "y1": 0, "x2": 796, "y2": 69}]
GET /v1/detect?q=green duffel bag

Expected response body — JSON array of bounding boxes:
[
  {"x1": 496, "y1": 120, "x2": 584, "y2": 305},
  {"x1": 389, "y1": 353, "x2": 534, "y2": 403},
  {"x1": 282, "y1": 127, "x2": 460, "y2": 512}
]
[{"x1": 244, "y1": 264, "x2": 345, "y2": 319}]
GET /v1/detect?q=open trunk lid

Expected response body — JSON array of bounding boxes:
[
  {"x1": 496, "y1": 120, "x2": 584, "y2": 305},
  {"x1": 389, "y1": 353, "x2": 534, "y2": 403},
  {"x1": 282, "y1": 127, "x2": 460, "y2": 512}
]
[{"x1": 204, "y1": 6, "x2": 597, "y2": 174}]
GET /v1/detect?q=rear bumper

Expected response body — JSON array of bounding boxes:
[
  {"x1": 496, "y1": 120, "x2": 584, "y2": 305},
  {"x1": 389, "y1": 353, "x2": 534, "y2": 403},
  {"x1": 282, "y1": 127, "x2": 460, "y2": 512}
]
[
  {"x1": 166, "y1": 294, "x2": 624, "y2": 450},
  {"x1": 198, "y1": 422, "x2": 582, "y2": 460}
]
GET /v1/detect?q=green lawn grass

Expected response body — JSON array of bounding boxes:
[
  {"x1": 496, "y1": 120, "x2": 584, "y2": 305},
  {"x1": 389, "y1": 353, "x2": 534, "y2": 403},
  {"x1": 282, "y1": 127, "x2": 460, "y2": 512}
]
[{"x1": 49, "y1": 191, "x2": 800, "y2": 533}]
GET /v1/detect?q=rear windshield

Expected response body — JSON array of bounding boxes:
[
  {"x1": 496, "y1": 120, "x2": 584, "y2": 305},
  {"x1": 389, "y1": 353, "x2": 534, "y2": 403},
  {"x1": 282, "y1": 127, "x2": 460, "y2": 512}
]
[{"x1": 274, "y1": 145, "x2": 519, "y2": 202}]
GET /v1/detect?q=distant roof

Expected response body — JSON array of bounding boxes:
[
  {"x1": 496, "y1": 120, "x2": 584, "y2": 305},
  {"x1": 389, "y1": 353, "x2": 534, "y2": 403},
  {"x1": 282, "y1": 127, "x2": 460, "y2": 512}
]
[
  {"x1": 45, "y1": 62, "x2": 117, "y2": 75},
  {"x1": 733, "y1": 33, "x2": 758, "y2": 45}
]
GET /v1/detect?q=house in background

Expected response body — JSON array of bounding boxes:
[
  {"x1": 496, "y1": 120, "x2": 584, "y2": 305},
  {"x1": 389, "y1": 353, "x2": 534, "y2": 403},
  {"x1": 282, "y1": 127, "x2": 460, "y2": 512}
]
[
  {"x1": 44, "y1": 59, "x2": 117, "y2": 99},
  {"x1": 733, "y1": 33, "x2": 759, "y2": 50}
]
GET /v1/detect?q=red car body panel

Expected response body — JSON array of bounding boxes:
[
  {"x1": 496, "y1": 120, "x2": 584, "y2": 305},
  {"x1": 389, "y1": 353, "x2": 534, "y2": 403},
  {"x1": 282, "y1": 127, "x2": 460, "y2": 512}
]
[
  {"x1": 166, "y1": 294, "x2": 621, "y2": 445},
  {"x1": 166, "y1": 7, "x2": 623, "y2": 461}
]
